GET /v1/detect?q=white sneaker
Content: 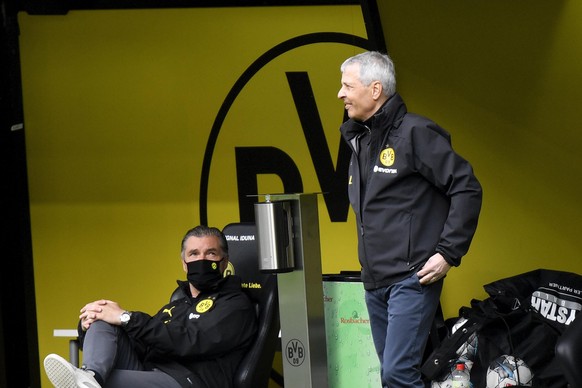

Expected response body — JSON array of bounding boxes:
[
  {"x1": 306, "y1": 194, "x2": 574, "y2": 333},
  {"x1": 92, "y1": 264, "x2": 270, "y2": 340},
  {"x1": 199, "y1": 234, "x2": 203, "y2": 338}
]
[{"x1": 44, "y1": 354, "x2": 101, "y2": 388}]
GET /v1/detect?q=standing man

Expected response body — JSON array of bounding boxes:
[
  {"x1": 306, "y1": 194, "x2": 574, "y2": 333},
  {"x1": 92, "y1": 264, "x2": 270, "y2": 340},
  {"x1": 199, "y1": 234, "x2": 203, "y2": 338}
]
[
  {"x1": 44, "y1": 225, "x2": 257, "y2": 388},
  {"x1": 337, "y1": 51, "x2": 482, "y2": 387}
]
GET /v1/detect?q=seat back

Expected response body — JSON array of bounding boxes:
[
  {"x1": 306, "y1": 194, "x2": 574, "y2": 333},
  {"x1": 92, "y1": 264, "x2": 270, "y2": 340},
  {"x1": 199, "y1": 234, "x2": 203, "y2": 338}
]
[{"x1": 222, "y1": 222, "x2": 280, "y2": 388}]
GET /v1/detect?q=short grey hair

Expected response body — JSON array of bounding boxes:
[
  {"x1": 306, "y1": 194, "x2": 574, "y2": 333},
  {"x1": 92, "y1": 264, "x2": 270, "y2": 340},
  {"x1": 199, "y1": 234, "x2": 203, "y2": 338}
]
[
  {"x1": 340, "y1": 51, "x2": 396, "y2": 97},
  {"x1": 180, "y1": 225, "x2": 229, "y2": 258}
]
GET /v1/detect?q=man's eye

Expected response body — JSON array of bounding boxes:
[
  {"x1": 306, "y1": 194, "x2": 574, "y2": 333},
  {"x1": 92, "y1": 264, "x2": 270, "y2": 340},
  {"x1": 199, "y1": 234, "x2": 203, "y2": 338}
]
[{"x1": 207, "y1": 252, "x2": 217, "y2": 258}]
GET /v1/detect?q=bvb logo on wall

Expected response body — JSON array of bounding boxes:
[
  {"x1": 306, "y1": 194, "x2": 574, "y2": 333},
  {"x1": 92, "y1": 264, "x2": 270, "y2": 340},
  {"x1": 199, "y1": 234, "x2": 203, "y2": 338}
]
[{"x1": 201, "y1": 33, "x2": 372, "y2": 226}]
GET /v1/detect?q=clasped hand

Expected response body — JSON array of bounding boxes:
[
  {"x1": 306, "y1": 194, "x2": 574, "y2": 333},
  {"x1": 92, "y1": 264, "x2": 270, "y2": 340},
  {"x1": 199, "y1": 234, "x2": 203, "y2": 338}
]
[{"x1": 79, "y1": 300, "x2": 125, "y2": 331}]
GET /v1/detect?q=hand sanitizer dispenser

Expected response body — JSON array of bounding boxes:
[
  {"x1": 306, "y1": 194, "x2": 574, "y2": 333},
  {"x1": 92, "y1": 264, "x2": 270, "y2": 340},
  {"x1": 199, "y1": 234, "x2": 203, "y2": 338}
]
[{"x1": 254, "y1": 198, "x2": 295, "y2": 273}]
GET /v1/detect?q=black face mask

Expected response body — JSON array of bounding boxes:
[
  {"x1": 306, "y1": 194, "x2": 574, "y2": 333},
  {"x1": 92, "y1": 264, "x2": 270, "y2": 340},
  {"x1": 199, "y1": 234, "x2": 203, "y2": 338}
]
[{"x1": 186, "y1": 259, "x2": 225, "y2": 292}]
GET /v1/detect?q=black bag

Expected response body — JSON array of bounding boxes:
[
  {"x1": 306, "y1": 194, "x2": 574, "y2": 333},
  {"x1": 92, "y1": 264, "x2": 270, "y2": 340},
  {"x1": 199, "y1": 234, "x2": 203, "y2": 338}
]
[
  {"x1": 421, "y1": 308, "x2": 483, "y2": 381},
  {"x1": 468, "y1": 300, "x2": 563, "y2": 388},
  {"x1": 425, "y1": 269, "x2": 582, "y2": 387}
]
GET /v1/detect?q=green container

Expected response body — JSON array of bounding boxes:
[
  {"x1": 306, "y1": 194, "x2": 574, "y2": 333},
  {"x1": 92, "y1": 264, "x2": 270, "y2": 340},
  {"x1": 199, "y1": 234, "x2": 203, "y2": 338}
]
[{"x1": 323, "y1": 274, "x2": 381, "y2": 387}]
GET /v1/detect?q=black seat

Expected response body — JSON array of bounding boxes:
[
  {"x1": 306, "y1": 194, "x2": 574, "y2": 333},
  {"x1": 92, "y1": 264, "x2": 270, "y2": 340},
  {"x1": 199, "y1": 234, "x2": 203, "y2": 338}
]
[
  {"x1": 222, "y1": 222, "x2": 280, "y2": 388},
  {"x1": 172, "y1": 222, "x2": 281, "y2": 388}
]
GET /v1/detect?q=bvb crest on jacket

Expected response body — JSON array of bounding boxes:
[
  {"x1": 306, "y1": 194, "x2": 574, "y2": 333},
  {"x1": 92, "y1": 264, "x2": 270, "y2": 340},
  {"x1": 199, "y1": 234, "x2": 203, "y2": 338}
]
[
  {"x1": 379, "y1": 147, "x2": 395, "y2": 167},
  {"x1": 196, "y1": 297, "x2": 215, "y2": 313}
]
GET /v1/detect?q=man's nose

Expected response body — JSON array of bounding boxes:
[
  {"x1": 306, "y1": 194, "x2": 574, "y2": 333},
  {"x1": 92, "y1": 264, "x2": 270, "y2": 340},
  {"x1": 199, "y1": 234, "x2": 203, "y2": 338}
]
[{"x1": 337, "y1": 87, "x2": 345, "y2": 99}]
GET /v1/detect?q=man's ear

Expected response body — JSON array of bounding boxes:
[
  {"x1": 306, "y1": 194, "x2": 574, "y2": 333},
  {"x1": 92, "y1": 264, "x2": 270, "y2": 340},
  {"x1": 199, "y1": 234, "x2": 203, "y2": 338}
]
[
  {"x1": 372, "y1": 81, "x2": 383, "y2": 100},
  {"x1": 220, "y1": 258, "x2": 229, "y2": 274}
]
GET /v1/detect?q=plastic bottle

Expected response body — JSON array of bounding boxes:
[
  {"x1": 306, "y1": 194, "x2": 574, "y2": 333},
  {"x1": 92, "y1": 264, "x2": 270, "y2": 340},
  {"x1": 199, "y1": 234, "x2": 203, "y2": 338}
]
[{"x1": 451, "y1": 362, "x2": 470, "y2": 388}]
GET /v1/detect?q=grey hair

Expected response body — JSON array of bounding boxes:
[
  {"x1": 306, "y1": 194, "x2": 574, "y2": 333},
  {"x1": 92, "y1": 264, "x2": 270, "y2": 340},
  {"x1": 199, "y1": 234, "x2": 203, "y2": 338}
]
[
  {"x1": 180, "y1": 225, "x2": 229, "y2": 258},
  {"x1": 340, "y1": 51, "x2": 396, "y2": 97}
]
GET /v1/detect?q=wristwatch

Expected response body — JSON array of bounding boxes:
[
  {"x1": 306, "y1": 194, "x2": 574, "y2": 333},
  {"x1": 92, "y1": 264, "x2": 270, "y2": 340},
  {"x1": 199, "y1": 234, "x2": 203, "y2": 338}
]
[{"x1": 120, "y1": 311, "x2": 132, "y2": 327}]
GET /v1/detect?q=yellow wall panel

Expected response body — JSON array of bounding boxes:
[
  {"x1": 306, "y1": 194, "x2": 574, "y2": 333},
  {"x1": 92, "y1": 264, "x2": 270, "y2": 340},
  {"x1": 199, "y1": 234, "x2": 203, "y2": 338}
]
[
  {"x1": 377, "y1": 0, "x2": 582, "y2": 316},
  {"x1": 19, "y1": 3, "x2": 582, "y2": 386},
  {"x1": 19, "y1": 6, "x2": 368, "y2": 386}
]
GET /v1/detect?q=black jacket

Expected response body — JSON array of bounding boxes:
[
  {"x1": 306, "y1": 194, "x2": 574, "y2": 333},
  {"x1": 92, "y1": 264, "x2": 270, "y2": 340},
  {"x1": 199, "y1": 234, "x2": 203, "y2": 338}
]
[
  {"x1": 79, "y1": 276, "x2": 258, "y2": 388},
  {"x1": 340, "y1": 93, "x2": 482, "y2": 290}
]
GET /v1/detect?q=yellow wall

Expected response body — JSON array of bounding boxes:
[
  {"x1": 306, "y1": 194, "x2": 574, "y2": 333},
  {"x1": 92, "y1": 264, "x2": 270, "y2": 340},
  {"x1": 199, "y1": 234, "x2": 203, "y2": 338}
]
[
  {"x1": 18, "y1": 2, "x2": 582, "y2": 386},
  {"x1": 377, "y1": 0, "x2": 582, "y2": 314},
  {"x1": 19, "y1": 6, "x2": 367, "y2": 387}
]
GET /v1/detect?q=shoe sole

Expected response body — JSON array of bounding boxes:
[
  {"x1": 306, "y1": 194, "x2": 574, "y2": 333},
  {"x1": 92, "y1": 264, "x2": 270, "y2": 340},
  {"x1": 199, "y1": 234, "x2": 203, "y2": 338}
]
[{"x1": 44, "y1": 354, "x2": 77, "y2": 388}]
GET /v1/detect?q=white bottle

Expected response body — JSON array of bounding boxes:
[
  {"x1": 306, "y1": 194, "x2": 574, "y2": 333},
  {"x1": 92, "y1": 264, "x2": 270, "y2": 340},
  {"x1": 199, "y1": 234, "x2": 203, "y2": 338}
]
[{"x1": 451, "y1": 362, "x2": 470, "y2": 388}]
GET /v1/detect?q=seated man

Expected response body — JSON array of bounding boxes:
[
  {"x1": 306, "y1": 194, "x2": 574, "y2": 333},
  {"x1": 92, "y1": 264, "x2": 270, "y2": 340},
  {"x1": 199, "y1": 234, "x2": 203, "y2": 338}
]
[{"x1": 44, "y1": 225, "x2": 258, "y2": 388}]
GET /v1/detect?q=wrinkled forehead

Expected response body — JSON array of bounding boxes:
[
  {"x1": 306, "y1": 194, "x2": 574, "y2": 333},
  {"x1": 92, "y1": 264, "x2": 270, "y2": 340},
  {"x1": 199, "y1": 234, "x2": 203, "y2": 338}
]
[
  {"x1": 342, "y1": 62, "x2": 361, "y2": 75},
  {"x1": 341, "y1": 64, "x2": 364, "y2": 84}
]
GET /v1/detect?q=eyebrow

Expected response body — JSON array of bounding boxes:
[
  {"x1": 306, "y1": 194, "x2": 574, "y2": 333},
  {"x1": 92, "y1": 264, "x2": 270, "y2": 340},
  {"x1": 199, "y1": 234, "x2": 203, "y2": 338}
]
[{"x1": 187, "y1": 247, "x2": 219, "y2": 255}]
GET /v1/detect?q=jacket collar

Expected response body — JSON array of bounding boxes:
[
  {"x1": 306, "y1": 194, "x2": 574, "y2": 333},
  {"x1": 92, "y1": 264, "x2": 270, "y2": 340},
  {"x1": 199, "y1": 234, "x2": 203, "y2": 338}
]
[{"x1": 340, "y1": 92, "x2": 407, "y2": 141}]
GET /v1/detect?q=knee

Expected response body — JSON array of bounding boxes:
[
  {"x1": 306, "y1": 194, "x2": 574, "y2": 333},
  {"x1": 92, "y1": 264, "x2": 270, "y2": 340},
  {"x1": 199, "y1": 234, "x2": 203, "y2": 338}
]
[
  {"x1": 381, "y1": 358, "x2": 424, "y2": 387},
  {"x1": 88, "y1": 320, "x2": 114, "y2": 330},
  {"x1": 381, "y1": 362, "x2": 404, "y2": 387},
  {"x1": 85, "y1": 320, "x2": 118, "y2": 337},
  {"x1": 381, "y1": 368, "x2": 396, "y2": 386}
]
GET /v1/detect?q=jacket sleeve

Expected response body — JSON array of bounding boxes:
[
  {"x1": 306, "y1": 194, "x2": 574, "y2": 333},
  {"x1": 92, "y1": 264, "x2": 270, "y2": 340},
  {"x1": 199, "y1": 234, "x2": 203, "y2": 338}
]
[
  {"x1": 122, "y1": 294, "x2": 257, "y2": 359},
  {"x1": 411, "y1": 122, "x2": 483, "y2": 265}
]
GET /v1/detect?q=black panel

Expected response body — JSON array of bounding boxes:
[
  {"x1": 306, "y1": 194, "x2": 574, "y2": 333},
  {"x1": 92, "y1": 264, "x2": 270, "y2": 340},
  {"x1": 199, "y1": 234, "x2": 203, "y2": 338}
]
[
  {"x1": 19, "y1": 0, "x2": 359, "y2": 15},
  {"x1": 360, "y1": 0, "x2": 387, "y2": 52},
  {"x1": 0, "y1": 1, "x2": 41, "y2": 387}
]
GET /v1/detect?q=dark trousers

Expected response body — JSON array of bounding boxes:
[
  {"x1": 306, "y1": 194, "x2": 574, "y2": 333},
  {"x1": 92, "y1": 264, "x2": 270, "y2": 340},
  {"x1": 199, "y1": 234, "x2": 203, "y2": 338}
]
[
  {"x1": 83, "y1": 320, "x2": 181, "y2": 388},
  {"x1": 365, "y1": 273, "x2": 443, "y2": 388}
]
